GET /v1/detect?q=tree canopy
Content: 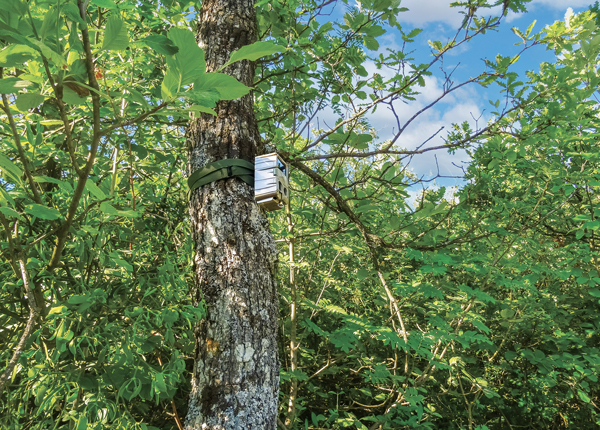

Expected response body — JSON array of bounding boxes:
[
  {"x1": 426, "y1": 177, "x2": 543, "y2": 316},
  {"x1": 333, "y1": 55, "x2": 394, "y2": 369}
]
[{"x1": 1, "y1": 0, "x2": 599, "y2": 429}]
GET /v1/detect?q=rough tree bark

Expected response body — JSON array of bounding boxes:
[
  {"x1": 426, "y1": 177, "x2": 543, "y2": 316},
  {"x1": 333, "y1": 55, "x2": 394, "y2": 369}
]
[{"x1": 184, "y1": 0, "x2": 279, "y2": 428}]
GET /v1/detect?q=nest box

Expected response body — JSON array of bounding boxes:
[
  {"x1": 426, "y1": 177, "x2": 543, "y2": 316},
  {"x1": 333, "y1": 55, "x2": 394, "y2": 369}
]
[{"x1": 255, "y1": 153, "x2": 289, "y2": 211}]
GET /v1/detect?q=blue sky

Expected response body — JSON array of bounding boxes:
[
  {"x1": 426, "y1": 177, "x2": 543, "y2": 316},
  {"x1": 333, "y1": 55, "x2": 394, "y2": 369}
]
[
  {"x1": 396, "y1": 1, "x2": 593, "y2": 182},
  {"x1": 309, "y1": 1, "x2": 595, "y2": 201}
]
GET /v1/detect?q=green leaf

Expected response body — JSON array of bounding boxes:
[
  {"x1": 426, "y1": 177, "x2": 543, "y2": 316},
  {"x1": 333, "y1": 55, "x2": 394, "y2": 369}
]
[
  {"x1": 3, "y1": 0, "x2": 26, "y2": 14},
  {"x1": 589, "y1": 289, "x2": 600, "y2": 298},
  {"x1": 62, "y1": 87, "x2": 88, "y2": 105},
  {"x1": 0, "y1": 44, "x2": 39, "y2": 68},
  {"x1": 126, "y1": 88, "x2": 149, "y2": 109},
  {"x1": 48, "y1": 305, "x2": 69, "y2": 316},
  {"x1": 0, "y1": 188, "x2": 15, "y2": 207},
  {"x1": 578, "y1": 389, "x2": 591, "y2": 403},
  {"x1": 40, "y1": 8, "x2": 59, "y2": 41},
  {"x1": 0, "y1": 153, "x2": 24, "y2": 182},
  {"x1": 0, "y1": 78, "x2": 33, "y2": 94},
  {"x1": 186, "y1": 105, "x2": 217, "y2": 117},
  {"x1": 185, "y1": 88, "x2": 220, "y2": 108},
  {"x1": 506, "y1": 150, "x2": 517, "y2": 163},
  {"x1": 91, "y1": 0, "x2": 117, "y2": 8},
  {"x1": 224, "y1": 41, "x2": 284, "y2": 67},
  {"x1": 16, "y1": 93, "x2": 45, "y2": 111},
  {"x1": 488, "y1": 159, "x2": 500, "y2": 170},
  {"x1": 40, "y1": 120, "x2": 64, "y2": 126},
  {"x1": 75, "y1": 415, "x2": 88, "y2": 430},
  {"x1": 153, "y1": 373, "x2": 168, "y2": 393},
  {"x1": 34, "y1": 176, "x2": 73, "y2": 192},
  {"x1": 0, "y1": 207, "x2": 23, "y2": 220},
  {"x1": 24, "y1": 204, "x2": 61, "y2": 220},
  {"x1": 63, "y1": 3, "x2": 85, "y2": 25},
  {"x1": 472, "y1": 319, "x2": 490, "y2": 334},
  {"x1": 100, "y1": 202, "x2": 138, "y2": 218},
  {"x1": 356, "y1": 268, "x2": 370, "y2": 280},
  {"x1": 111, "y1": 253, "x2": 133, "y2": 272},
  {"x1": 0, "y1": 29, "x2": 36, "y2": 51},
  {"x1": 363, "y1": 36, "x2": 379, "y2": 51},
  {"x1": 193, "y1": 73, "x2": 251, "y2": 101},
  {"x1": 29, "y1": 39, "x2": 67, "y2": 68},
  {"x1": 102, "y1": 15, "x2": 129, "y2": 51},
  {"x1": 143, "y1": 35, "x2": 179, "y2": 56},
  {"x1": 167, "y1": 28, "x2": 206, "y2": 86},
  {"x1": 100, "y1": 202, "x2": 119, "y2": 215},
  {"x1": 85, "y1": 180, "x2": 106, "y2": 199},
  {"x1": 161, "y1": 69, "x2": 180, "y2": 100}
]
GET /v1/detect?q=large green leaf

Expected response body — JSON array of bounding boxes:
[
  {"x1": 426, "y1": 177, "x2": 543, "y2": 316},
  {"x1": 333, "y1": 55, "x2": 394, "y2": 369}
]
[
  {"x1": 161, "y1": 68, "x2": 181, "y2": 100},
  {"x1": 0, "y1": 44, "x2": 39, "y2": 67},
  {"x1": 0, "y1": 153, "x2": 24, "y2": 182},
  {"x1": 166, "y1": 28, "x2": 205, "y2": 86},
  {"x1": 0, "y1": 77, "x2": 33, "y2": 94},
  {"x1": 29, "y1": 39, "x2": 67, "y2": 68},
  {"x1": 143, "y1": 35, "x2": 178, "y2": 56},
  {"x1": 102, "y1": 15, "x2": 129, "y2": 50},
  {"x1": 4, "y1": 0, "x2": 27, "y2": 14},
  {"x1": 34, "y1": 176, "x2": 73, "y2": 192},
  {"x1": 24, "y1": 204, "x2": 61, "y2": 220},
  {"x1": 90, "y1": 0, "x2": 117, "y2": 8},
  {"x1": 85, "y1": 180, "x2": 106, "y2": 199},
  {"x1": 62, "y1": 87, "x2": 88, "y2": 105},
  {"x1": 74, "y1": 416, "x2": 88, "y2": 430},
  {"x1": 224, "y1": 41, "x2": 284, "y2": 67},
  {"x1": 185, "y1": 87, "x2": 220, "y2": 108},
  {"x1": 62, "y1": 3, "x2": 85, "y2": 25},
  {"x1": 192, "y1": 73, "x2": 251, "y2": 101},
  {"x1": 15, "y1": 93, "x2": 45, "y2": 111},
  {"x1": 0, "y1": 207, "x2": 23, "y2": 220},
  {"x1": 126, "y1": 88, "x2": 149, "y2": 109}
]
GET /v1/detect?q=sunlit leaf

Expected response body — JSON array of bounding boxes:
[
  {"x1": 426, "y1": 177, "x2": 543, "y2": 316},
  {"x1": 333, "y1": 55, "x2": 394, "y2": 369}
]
[
  {"x1": 224, "y1": 41, "x2": 283, "y2": 67},
  {"x1": 24, "y1": 204, "x2": 61, "y2": 220},
  {"x1": 185, "y1": 105, "x2": 217, "y2": 117},
  {"x1": 192, "y1": 73, "x2": 250, "y2": 101},
  {"x1": 0, "y1": 44, "x2": 39, "y2": 68},
  {"x1": 102, "y1": 15, "x2": 129, "y2": 50},
  {"x1": 91, "y1": 0, "x2": 117, "y2": 8},
  {"x1": 0, "y1": 207, "x2": 23, "y2": 220},
  {"x1": 0, "y1": 78, "x2": 33, "y2": 94},
  {"x1": 62, "y1": 3, "x2": 85, "y2": 25},
  {"x1": 143, "y1": 34, "x2": 179, "y2": 56},
  {"x1": 167, "y1": 28, "x2": 206, "y2": 86},
  {"x1": 15, "y1": 93, "x2": 45, "y2": 111}
]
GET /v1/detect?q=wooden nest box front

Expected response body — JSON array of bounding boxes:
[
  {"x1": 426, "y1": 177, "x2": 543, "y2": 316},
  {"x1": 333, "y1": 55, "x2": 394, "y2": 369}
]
[{"x1": 255, "y1": 153, "x2": 289, "y2": 211}]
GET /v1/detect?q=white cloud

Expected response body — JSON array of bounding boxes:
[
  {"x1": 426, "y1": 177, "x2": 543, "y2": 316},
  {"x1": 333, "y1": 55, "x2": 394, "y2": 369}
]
[
  {"x1": 505, "y1": 10, "x2": 523, "y2": 23},
  {"x1": 396, "y1": 0, "x2": 509, "y2": 27},
  {"x1": 530, "y1": 0, "x2": 592, "y2": 8},
  {"x1": 396, "y1": 0, "x2": 465, "y2": 27},
  {"x1": 312, "y1": 62, "x2": 483, "y2": 179},
  {"x1": 395, "y1": 0, "x2": 590, "y2": 27}
]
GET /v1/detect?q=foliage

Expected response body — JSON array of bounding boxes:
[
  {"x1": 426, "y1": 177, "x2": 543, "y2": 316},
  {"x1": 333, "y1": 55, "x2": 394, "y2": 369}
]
[
  {"x1": 260, "y1": 1, "x2": 600, "y2": 429},
  {"x1": 0, "y1": 0, "x2": 278, "y2": 428},
  {"x1": 1, "y1": 0, "x2": 599, "y2": 429}
]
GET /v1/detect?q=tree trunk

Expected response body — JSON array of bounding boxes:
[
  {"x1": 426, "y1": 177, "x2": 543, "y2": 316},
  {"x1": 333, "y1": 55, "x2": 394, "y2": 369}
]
[{"x1": 184, "y1": 1, "x2": 279, "y2": 429}]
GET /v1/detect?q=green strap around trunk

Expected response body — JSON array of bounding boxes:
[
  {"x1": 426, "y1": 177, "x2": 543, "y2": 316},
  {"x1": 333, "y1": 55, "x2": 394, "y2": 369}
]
[{"x1": 187, "y1": 159, "x2": 255, "y2": 196}]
